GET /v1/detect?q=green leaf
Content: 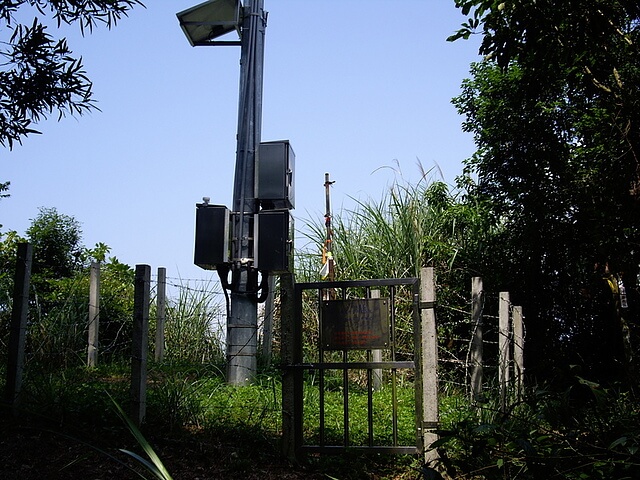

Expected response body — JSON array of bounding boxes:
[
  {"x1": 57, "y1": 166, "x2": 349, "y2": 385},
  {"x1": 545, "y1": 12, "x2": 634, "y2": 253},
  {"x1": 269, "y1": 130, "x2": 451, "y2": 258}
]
[
  {"x1": 108, "y1": 393, "x2": 174, "y2": 480},
  {"x1": 609, "y1": 436, "x2": 627, "y2": 450}
]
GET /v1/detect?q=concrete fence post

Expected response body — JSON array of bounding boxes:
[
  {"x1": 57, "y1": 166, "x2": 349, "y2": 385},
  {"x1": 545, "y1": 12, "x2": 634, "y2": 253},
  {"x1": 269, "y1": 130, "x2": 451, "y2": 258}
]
[
  {"x1": 470, "y1": 277, "x2": 484, "y2": 404},
  {"x1": 154, "y1": 267, "x2": 166, "y2": 362},
  {"x1": 87, "y1": 262, "x2": 100, "y2": 367},
  {"x1": 5, "y1": 243, "x2": 32, "y2": 412},
  {"x1": 131, "y1": 264, "x2": 151, "y2": 426},
  {"x1": 421, "y1": 267, "x2": 439, "y2": 466}
]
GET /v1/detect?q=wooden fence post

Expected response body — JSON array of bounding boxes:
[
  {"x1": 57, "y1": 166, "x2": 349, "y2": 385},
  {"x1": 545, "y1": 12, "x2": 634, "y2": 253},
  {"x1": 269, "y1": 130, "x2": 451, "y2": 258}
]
[
  {"x1": 131, "y1": 264, "x2": 150, "y2": 426},
  {"x1": 498, "y1": 291, "x2": 511, "y2": 410},
  {"x1": 512, "y1": 305, "x2": 524, "y2": 399},
  {"x1": 5, "y1": 243, "x2": 32, "y2": 411},
  {"x1": 420, "y1": 267, "x2": 439, "y2": 466},
  {"x1": 155, "y1": 267, "x2": 166, "y2": 362},
  {"x1": 470, "y1": 277, "x2": 484, "y2": 404},
  {"x1": 87, "y1": 262, "x2": 100, "y2": 367}
]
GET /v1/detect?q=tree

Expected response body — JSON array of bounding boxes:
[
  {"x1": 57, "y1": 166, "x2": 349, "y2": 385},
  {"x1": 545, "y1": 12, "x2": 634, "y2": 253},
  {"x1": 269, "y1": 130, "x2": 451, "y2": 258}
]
[
  {"x1": 26, "y1": 206, "x2": 83, "y2": 280},
  {"x1": 0, "y1": 208, "x2": 135, "y2": 366},
  {"x1": 450, "y1": 0, "x2": 640, "y2": 379},
  {"x1": 0, "y1": 0, "x2": 143, "y2": 149},
  {"x1": 0, "y1": 181, "x2": 8, "y2": 229}
]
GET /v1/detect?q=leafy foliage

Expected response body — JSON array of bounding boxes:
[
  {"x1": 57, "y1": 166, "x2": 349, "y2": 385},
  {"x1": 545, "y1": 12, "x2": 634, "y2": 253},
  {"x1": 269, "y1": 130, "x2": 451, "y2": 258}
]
[
  {"x1": 0, "y1": 181, "x2": 8, "y2": 200},
  {"x1": 0, "y1": 208, "x2": 135, "y2": 366},
  {"x1": 450, "y1": 0, "x2": 640, "y2": 379},
  {"x1": 437, "y1": 380, "x2": 640, "y2": 479},
  {"x1": 26, "y1": 206, "x2": 83, "y2": 280},
  {"x1": 0, "y1": 0, "x2": 144, "y2": 148}
]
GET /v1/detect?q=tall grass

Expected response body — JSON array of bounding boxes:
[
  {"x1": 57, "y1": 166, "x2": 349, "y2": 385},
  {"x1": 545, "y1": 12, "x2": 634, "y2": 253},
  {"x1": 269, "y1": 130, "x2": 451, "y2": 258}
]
[
  {"x1": 299, "y1": 174, "x2": 486, "y2": 283},
  {"x1": 29, "y1": 276, "x2": 90, "y2": 369},
  {"x1": 157, "y1": 279, "x2": 226, "y2": 365},
  {"x1": 298, "y1": 174, "x2": 489, "y2": 368}
]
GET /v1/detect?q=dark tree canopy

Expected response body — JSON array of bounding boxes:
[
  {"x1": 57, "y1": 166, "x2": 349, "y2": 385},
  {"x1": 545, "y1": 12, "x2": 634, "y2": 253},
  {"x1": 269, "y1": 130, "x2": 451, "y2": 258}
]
[
  {"x1": 451, "y1": 0, "x2": 640, "y2": 379},
  {"x1": 451, "y1": 0, "x2": 640, "y2": 187},
  {"x1": 0, "y1": 0, "x2": 143, "y2": 149},
  {"x1": 26, "y1": 206, "x2": 83, "y2": 279}
]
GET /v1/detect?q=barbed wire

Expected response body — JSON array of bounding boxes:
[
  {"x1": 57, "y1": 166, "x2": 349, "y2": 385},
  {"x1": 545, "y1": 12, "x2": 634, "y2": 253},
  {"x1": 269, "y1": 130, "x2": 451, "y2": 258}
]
[{"x1": 5, "y1": 268, "x2": 526, "y2": 395}]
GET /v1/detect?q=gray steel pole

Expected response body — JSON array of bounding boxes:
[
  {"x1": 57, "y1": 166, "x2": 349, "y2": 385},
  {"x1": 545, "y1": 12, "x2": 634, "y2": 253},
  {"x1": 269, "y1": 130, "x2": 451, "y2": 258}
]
[{"x1": 227, "y1": 0, "x2": 266, "y2": 385}]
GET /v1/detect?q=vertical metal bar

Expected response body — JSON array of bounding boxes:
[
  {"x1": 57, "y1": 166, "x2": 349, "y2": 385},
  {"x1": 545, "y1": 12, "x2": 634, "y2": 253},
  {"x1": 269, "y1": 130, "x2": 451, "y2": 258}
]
[
  {"x1": 318, "y1": 288, "x2": 325, "y2": 447},
  {"x1": 343, "y1": 349, "x2": 349, "y2": 447},
  {"x1": 370, "y1": 288, "x2": 383, "y2": 391},
  {"x1": 260, "y1": 273, "x2": 276, "y2": 364},
  {"x1": 366, "y1": 285, "x2": 374, "y2": 446},
  {"x1": 367, "y1": 350, "x2": 374, "y2": 447},
  {"x1": 324, "y1": 173, "x2": 335, "y2": 282},
  {"x1": 412, "y1": 278, "x2": 424, "y2": 453},
  {"x1": 390, "y1": 285, "x2": 398, "y2": 445},
  {"x1": 340, "y1": 284, "x2": 349, "y2": 447}
]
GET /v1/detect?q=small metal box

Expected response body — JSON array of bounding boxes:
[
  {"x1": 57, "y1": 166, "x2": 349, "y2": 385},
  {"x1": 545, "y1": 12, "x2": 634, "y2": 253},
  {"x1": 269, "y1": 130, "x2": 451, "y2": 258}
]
[
  {"x1": 254, "y1": 210, "x2": 293, "y2": 272},
  {"x1": 257, "y1": 140, "x2": 295, "y2": 210},
  {"x1": 194, "y1": 204, "x2": 230, "y2": 269}
]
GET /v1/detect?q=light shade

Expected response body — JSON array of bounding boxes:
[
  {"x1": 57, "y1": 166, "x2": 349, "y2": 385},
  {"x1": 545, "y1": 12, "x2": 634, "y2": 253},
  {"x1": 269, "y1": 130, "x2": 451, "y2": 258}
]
[{"x1": 177, "y1": 0, "x2": 242, "y2": 46}]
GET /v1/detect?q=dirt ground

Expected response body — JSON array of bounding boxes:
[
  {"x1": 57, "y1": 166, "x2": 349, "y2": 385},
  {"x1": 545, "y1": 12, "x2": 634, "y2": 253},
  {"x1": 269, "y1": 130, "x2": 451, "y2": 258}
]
[
  {"x1": 0, "y1": 414, "x2": 420, "y2": 480},
  {"x1": 0, "y1": 417, "x2": 314, "y2": 479}
]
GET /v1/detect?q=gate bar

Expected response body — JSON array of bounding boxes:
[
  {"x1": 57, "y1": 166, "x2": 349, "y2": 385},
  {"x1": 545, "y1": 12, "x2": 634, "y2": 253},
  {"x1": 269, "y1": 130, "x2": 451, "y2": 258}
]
[{"x1": 292, "y1": 277, "x2": 422, "y2": 458}]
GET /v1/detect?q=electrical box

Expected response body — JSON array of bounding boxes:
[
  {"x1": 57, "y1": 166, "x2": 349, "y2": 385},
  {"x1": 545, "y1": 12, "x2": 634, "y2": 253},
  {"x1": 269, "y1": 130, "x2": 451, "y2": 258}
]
[
  {"x1": 194, "y1": 204, "x2": 230, "y2": 270},
  {"x1": 257, "y1": 140, "x2": 295, "y2": 210},
  {"x1": 254, "y1": 210, "x2": 293, "y2": 272}
]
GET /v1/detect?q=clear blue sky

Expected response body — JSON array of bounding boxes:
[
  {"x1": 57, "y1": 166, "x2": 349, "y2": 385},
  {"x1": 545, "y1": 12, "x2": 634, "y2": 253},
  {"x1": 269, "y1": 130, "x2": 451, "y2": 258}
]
[{"x1": 2, "y1": 1, "x2": 481, "y2": 284}]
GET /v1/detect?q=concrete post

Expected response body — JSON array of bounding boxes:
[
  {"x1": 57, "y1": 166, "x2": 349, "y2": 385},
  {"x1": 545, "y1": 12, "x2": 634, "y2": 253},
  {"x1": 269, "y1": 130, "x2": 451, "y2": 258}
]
[
  {"x1": 87, "y1": 262, "x2": 100, "y2": 367},
  {"x1": 5, "y1": 243, "x2": 32, "y2": 412},
  {"x1": 131, "y1": 264, "x2": 150, "y2": 425}
]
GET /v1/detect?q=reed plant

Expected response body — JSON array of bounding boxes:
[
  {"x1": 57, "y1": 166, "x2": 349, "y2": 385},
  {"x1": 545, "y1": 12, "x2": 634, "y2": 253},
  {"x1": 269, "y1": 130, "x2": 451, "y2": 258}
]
[
  {"x1": 298, "y1": 172, "x2": 494, "y2": 368},
  {"x1": 28, "y1": 275, "x2": 89, "y2": 369},
  {"x1": 157, "y1": 279, "x2": 226, "y2": 365},
  {"x1": 300, "y1": 174, "x2": 482, "y2": 282}
]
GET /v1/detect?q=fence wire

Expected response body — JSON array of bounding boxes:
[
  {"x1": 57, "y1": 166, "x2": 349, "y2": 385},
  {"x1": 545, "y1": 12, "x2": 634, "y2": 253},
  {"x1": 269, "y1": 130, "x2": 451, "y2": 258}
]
[{"x1": 1, "y1": 268, "x2": 524, "y2": 411}]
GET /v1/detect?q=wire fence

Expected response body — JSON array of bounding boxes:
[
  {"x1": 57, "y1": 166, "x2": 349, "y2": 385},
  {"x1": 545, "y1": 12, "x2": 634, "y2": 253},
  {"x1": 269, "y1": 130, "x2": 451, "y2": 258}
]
[
  {"x1": 435, "y1": 286, "x2": 526, "y2": 406},
  {"x1": 2, "y1": 259, "x2": 524, "y2": 417},
  {"x1": 1, "y1": 269, "x2": 524, "y2": 371}
]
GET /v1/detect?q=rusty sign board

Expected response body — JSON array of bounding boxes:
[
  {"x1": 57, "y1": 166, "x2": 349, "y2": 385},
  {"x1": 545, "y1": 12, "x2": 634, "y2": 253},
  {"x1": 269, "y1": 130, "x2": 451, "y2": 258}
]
[{"x1": 321, "y1": 298, "x2": 390, "y2": 350}]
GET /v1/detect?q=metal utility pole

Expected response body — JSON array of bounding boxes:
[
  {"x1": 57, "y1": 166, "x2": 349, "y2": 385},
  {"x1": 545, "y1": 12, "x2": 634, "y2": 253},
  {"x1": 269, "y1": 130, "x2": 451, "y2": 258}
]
[
  {"x1": 178, "y1": 0, "x2": 272, "y2": 385},
  {"x1": 227, "y1": 0, "x2": 266, "y2": 385}
]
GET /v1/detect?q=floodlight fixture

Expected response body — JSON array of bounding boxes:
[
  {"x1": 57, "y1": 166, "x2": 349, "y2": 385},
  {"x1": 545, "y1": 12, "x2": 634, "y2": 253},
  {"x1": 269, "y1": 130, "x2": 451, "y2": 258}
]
[
  {"x1": 177, "y1": 0, "x2": 242, "y2": 46},
  {"x1": 179, "y1": 0, "x2": 267, "y2": 386}
]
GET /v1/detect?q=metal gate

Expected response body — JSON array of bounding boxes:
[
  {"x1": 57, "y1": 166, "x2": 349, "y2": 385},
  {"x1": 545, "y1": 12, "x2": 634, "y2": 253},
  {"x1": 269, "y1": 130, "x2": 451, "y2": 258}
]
[{"x1": 287, "y1": 277, "x2": 424, "y2": 456}]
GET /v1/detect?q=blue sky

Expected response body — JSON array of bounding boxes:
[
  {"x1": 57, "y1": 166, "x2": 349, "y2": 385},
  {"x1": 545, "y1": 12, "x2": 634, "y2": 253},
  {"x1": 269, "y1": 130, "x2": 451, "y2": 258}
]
[{"x1": 2, "y1": 1, "x2": 481, "y2": 284}]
